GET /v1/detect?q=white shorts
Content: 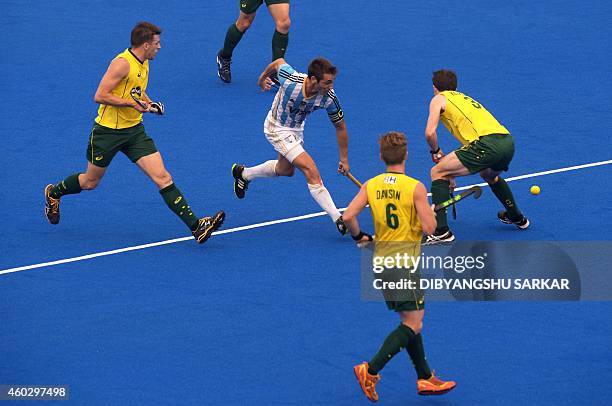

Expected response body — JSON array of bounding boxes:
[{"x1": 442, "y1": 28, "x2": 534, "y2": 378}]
[{"x1": 264, "y1": 120, "x2": 306, "y2": 163}]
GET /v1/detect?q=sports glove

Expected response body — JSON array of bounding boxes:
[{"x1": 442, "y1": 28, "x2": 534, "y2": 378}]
[{"x1": 149, "y1": 101, "x2": 165, "y2": 115}]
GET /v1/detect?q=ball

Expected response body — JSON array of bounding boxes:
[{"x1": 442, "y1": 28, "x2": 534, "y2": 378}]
[{"x1": 530, "y1": 185, "x2": 541, "y2": 195}]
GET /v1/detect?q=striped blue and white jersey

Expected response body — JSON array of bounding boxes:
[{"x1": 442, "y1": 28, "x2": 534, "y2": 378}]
[{"x1": 265, "y1": 63, "x2": 344, "y2": 130}]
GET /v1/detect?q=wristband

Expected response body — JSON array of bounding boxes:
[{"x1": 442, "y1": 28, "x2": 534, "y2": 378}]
[
  {"x1": 352, "y1": 231, "x2": 366, "y2": 241},
  {"x1": 430, "y1": 147, "x2": 440, "y2": 154}
]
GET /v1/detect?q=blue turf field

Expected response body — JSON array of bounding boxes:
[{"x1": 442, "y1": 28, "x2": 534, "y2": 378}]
[{"x1": 1, "y1": 0, "x2": 612, "y2": 404}]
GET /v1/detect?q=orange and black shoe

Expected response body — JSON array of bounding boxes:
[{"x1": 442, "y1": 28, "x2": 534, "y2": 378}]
[
  {"x1": 44, "y1": 184, "x2": 60, "y2": 225},
  {"x1": 417, "y1": 371, "x2": 456, "y2": 396},
  {"x1": 192, "y1": 211, "x2": 225, "y2": 244},
  {"x1": 353, "y1": 362, "x2": 381, "y2": 402}
]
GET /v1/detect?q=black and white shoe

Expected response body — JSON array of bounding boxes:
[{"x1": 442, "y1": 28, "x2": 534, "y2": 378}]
[
  {"x1": 335, "y1": 216, "x2": 348, "y2": 236},
  {"x1": 192, "y1": 211, "x2": 225, "y2": 244},
  {"x1": 216, "y1": 50, "x2": 232, "y2": 83},
  {"x1": 422, "y1": 230, "x2": 455, "y2": 245},
  {"x1": 232, "y1": 164, "x2": 249, "y2": 199},
  {"x1": 498, "y1": 211, "x2": 530, "y2": 230}
]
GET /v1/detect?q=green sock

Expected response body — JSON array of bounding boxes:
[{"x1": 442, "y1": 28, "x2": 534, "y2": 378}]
[
  {"x1": 368, "y1": 324, "x2": 415, "y2": 375},
  {"x1": 272, "y1": 30, "x2": 289, "y2": 60},
  {"x1": 431, "y1": 179, "x2": 451, "y2": 233},
  {"x1": 50, "y1": 173, "x2": 82, "y2": 199},
  {"x1": 221, "y1": 24, "x2": 244, "y2": 59},
  {"x1": 406, "y1": 334, "x2": 432, "y2": 380},
  {"x1": 490, "y1": 177, "x2": 522, "y2": 221},
  {"x1": 159, "y1": 183, "x2": 199, "y2": 230}
]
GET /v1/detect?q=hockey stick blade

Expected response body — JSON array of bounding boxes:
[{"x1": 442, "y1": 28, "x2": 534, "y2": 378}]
[{"x1": 434, "y1": 186, "x2": 482, "y2": 211}]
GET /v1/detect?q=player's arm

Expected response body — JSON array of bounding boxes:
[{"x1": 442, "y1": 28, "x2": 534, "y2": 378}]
[
  {"x1": 342, "y1": 183, "x2": 371, "y2": 241},
  {"x1": 94, "y1": 58, "x2": 147, "y2": 113},
  {"x1": 413, "y1": 182, "x2": 436, "y2": 235},
  {"x1": 257, "y1": 58, "x2": 287, "y2": 90},
  {"x1": 141, "y1": 91, "x2": 152, "y2": 104},
  {"x1": 325, "y1": 91, "x2": 348, "y2": 173},
  {"x1": 425, "y1": 94, "x2": 446, "y2": 163},
  {"x1": 333, "y1": 119, "x2": 350, "y2": 174}
]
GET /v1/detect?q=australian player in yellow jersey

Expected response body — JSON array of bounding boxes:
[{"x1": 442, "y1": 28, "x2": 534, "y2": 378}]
[
  {"x1": 343, "y1": 132, "x2": 456, "y2": 401},
  {"x1": 423, "y1": 70, "x2": 529, "y2": 244},
  {"x1": 44, "y1": 22, "x2": 224, "y2": 244}
]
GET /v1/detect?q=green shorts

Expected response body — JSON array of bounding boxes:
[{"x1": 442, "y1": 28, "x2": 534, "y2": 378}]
[
  {"x1": 239, "y1": 0, "x2": 290, "y2": 14},
  {"x1": 385, "y1": 298, "x2": 425, "y2": 312},
  {"x1": 377, "y1": 267, "x2": 425, "y2": 312},
  {"x1": 86, "y1": 122, "x2": 157, "y2": 168},
  {"x1": 455, "y1": 133, "x2": 515, "y2": 174}
]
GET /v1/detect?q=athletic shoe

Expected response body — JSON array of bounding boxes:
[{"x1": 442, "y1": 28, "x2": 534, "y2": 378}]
[
  {"x1": 498, "y1": 211, "x2": 530, "y2": 229},
  {"x1": 335, "y1": 216, "x2": 348, "y2": 235},
  {"x1": 422, "y1": 230, "x2": 455, "y2": 245},
  {"x1": 44, "y1": 184, "x2": 60, "y2": 225},
  {"x1": 216, "y1": 51, "x2": 232, "y2": 83},
  {"x1": 353, "y1": 362, "x2": 381, "y2": 402},
  {"x1": 417, "y1": 371, "x2": 456, "y2": 396},
  {"x1": 232, "y1": 164, "x2": 249, "y2": 199},
  {"x1": 192, "y1": 211, "x2": 225, "y2": 244}
]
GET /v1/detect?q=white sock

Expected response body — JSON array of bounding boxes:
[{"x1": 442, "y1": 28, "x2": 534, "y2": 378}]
[
  {"x1": 307, "y1": 182, "x2": 341, "y2": 221},
  {"x1": 242, "y1": 160, "x2": 278, "y2": 181}
]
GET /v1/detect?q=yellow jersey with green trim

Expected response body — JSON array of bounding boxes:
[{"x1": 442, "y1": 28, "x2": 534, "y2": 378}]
[
  {"x1": 440, "y1": 90, "x2": 509, "y2": 145},
  {"x1": 366, "y1": 173, "x2": 422, "y2": 242},
  {"x1": 95, "y1": 49, "x2": 149, "y2": 129}
]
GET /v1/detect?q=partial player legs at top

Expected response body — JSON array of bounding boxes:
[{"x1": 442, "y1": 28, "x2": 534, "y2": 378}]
[
  {"x1": 268, "y1": 3, "x2": 290, "y2": 60},
  {"x1": 217, "y1": 0, "x2": 291, "y2": 83}
]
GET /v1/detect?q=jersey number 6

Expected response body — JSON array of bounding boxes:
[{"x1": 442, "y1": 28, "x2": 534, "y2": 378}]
[{"x1": 386, "y1": 203, "x2": 399, "y2": 229}]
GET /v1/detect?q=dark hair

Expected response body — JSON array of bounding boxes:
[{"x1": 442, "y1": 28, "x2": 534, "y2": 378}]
[
  {"x1": 307, "y1": 57, "x2": 337, "y2": 81},
  {"x1": 131, "y1": 22, "x2": 162, "y2": 47},
  {"x1": 379, "y1": 131, "x2": 407, "y2": 165},
  {"x1": 432, "y1": 69, "x2": 457, "y2": 91}
]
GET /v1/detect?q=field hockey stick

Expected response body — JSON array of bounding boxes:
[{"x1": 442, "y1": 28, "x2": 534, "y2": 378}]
[
  {"x1": 434, "y1": 186, "x2": 482, "y2": 212},
  {"x1": 345, "y1": 172, "x2": 363, "y2": 188}
]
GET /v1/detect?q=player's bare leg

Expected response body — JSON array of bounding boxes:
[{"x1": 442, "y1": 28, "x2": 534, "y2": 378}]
[
  {"x1": 273, "y1": 153, "x2": 295, "y2": 176},
  {"x1": 479, "y1": 168, "x2": 529, "y2": 229},
  {"x1": 79, "y1": 162, "x2": 108, "y2": 190},
  {"x1": 136, "y1": 152, "x2": 224, "y2": 244},
  {"x1": 135, "y1": 152, "x2": 173, "y2": 189}
]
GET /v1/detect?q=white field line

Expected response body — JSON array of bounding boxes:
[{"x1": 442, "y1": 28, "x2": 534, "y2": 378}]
[{"x1": 1, "y1": 159, "x2": 611, "y2": 276}]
